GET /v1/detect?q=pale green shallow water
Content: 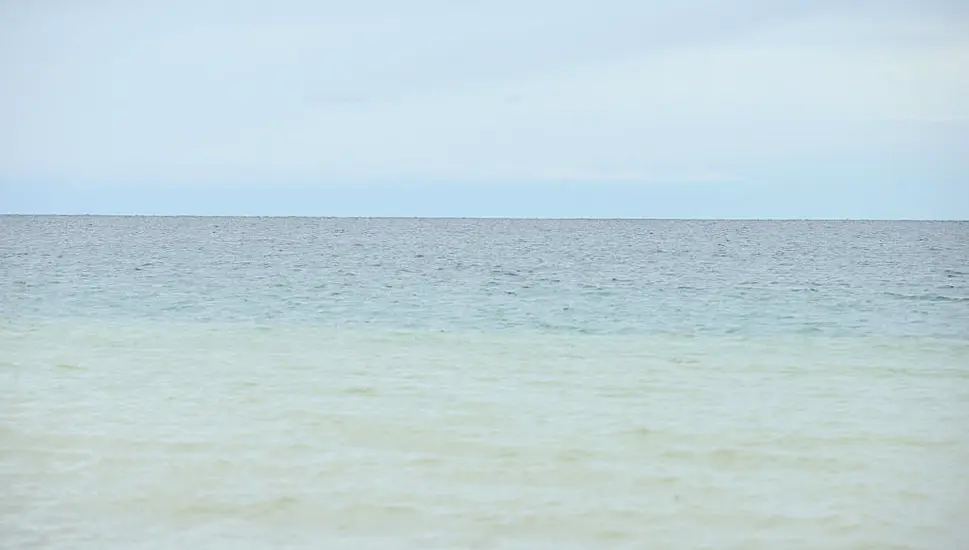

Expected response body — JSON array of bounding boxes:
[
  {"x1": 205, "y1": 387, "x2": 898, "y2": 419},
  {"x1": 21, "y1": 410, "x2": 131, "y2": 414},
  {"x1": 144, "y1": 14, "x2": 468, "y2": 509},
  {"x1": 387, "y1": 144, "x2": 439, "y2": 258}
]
[{"x1": 1, "y1": 217, "x2": 968, "y2": 549}]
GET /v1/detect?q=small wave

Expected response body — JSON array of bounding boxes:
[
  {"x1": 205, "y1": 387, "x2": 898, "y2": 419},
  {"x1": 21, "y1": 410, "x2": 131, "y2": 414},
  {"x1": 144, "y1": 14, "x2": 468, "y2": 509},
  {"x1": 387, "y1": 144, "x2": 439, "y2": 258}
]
[
  {"x1": 535, "y1": 321, "x2": 595, "y2": 334},
  {"x1": 625, "y1": 427, "x2": 657, "y2": 438},
  {"x1": 54, "y1": 363, "x2": 83, "y2": 370},
  {"x1": 885, "y1": 292, "x2": 969, "y2": 303},
  {"x1": 137, "y1": 494, "x2": 306, "y2": 520},
  {"x1": 340, "y1": 386, "x2": 378, "y2": 396}
]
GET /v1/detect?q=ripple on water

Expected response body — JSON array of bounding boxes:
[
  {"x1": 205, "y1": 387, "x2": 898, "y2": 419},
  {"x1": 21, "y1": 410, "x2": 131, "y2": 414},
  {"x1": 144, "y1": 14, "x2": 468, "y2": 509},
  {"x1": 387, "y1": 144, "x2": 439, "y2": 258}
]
[{"x1": 2, "y1": 218, "x2": 967, "y2": 549}]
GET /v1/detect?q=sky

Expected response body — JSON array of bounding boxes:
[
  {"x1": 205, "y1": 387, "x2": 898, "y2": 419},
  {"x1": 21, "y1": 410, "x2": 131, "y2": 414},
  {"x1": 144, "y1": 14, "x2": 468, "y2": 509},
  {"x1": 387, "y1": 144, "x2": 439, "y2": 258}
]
[{"x1": 1, "y1": 0, "x2": 967, "y2": 218}]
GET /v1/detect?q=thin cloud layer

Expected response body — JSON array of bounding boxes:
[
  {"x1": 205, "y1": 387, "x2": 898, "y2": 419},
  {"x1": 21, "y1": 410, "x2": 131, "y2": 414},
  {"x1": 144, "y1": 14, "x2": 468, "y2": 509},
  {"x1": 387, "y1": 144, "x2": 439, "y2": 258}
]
[{"x1": 1, "y1": 0, "x2": 967, "y2": 190}]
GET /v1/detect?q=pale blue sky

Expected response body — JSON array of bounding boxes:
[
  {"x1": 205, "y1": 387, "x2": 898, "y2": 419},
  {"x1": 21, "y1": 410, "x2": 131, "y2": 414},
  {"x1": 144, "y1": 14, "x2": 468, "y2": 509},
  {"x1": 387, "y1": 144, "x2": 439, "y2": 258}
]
[{"x1": 2, "y1": 0, "x2": 967, "y2": 218}]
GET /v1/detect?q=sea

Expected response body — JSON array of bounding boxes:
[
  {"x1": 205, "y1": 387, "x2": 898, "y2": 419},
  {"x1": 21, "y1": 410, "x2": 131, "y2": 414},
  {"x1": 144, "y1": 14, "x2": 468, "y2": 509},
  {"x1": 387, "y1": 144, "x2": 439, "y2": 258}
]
[{"x1": 1, "y1": 216, "x2": 967, "y2": 550}]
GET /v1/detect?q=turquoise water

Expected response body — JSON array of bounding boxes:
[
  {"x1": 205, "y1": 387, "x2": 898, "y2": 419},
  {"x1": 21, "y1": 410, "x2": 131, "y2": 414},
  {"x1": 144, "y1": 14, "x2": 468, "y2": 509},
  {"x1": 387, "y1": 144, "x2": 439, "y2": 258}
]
[{"x1": 2, "y1": 216, "x2": 968, "y2": 549}]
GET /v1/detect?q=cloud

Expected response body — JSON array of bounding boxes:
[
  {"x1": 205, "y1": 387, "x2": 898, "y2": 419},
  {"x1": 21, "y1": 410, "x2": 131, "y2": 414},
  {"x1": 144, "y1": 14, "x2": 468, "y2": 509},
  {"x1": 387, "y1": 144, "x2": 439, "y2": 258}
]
[{"x1": 1, "y1": 0, "x2": 967, "y2": 188}]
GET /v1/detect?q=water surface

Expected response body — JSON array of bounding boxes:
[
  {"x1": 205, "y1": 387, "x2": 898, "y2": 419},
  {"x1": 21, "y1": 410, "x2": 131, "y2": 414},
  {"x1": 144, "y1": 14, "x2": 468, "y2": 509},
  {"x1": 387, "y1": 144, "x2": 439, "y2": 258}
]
[{"x1": 2, "y1": 217, "x2": 968, "y2": 549}]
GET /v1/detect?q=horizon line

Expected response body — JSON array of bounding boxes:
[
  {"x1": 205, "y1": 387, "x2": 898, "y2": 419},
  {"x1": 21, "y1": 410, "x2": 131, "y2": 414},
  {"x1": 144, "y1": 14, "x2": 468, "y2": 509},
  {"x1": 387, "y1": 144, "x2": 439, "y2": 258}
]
[{"x1": 1, "y1": 214, "x2": 965, "y2": 222}]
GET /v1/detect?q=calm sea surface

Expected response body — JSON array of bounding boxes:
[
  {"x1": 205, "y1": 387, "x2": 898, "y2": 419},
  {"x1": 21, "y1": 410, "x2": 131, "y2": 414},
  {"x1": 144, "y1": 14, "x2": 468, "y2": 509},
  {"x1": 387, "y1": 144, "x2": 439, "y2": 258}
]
[{"x1": 2, "y1": 216, "x2": 968, "y2": 549}]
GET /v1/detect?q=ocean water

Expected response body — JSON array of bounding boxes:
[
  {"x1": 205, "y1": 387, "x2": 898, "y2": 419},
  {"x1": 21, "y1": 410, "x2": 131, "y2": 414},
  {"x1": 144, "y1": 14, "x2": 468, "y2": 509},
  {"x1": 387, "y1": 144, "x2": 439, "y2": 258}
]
[{"x1": 1, "y1": 216, "x2": 968, "y2": 549}]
